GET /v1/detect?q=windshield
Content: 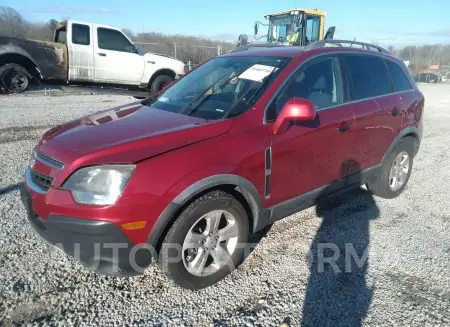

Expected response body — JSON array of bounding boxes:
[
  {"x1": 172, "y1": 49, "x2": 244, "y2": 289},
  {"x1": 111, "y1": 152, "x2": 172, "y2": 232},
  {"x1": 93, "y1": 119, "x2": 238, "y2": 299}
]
[
  {"x1": 144, "y1": 56, "x2": 290, "y2": 120},
  {"x1": 268, "y1": 13, "x2": 302, "y2": 43}
]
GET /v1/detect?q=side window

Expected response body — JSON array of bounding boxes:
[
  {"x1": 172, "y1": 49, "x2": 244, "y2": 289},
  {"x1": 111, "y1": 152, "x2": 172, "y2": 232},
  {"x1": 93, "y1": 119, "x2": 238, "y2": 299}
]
[
  {"x1": 305, "y1": 16, "x2": 320, "y2": 43},
  {"x1": 97, "y1": 28, "x2": 134, "y2": 52},
  {"x1": 345, "y1": 55, "x2": 391, "y2": 100},
  {"x1": 385, "y1": 60, "x2": 413, "y2": 92},
  {"x1": 271, "y1": 57, "x2": 343, "y2": 119},
  {"x1": 72, "y1": 24, "x2": 90, "y2": 45},
  {"x1": 55, "y1": 26, "x2": 67, "y2": 44}
]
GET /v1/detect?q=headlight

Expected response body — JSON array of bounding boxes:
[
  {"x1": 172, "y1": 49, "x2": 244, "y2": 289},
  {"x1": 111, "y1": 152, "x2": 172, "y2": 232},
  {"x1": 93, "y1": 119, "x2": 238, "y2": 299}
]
[
  {"x1": 63, "y1": 165, "x2": 135, "y2": 205},
  {"x1": 29, "y1": 147, "x2": 37, "y2": 168}
]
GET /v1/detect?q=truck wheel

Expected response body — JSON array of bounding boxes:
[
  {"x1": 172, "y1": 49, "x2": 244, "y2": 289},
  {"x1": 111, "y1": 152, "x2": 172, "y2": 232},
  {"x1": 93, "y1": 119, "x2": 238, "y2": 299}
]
[
  {"x1": 367, "y1": 138, "x2": 415, "y2": 199},
  {"x1": 159, "y1": 190, "x2": 249, "y2": 290},
  {"x1": 0, "y1": 63, "x2": 30, "y2": 93},
  {"x1": 150, "y1": 74, "x2": 173, "y2": 94}
]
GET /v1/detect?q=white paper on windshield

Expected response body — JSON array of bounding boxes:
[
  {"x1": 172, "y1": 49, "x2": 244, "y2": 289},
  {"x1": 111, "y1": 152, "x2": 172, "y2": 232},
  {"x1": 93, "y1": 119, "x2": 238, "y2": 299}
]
[{"x1": 238, "y1": 64, "x2": 276, "y2": 82}]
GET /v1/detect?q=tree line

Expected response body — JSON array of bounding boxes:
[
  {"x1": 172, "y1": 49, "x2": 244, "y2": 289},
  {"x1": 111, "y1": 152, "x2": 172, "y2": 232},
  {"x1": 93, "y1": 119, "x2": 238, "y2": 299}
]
[
  {"x1": 388, "y1": 44, "x2": 450, "y2": 73},
  {"x1": 1, "y1": 5, "x2": 449, "y2": 69}
]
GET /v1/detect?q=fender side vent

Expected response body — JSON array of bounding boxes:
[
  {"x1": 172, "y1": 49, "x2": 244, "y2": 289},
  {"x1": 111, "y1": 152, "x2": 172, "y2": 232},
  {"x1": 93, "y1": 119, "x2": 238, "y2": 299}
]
[{"x1": 264, "y1": 147, "x2": 272, "y2": 199}]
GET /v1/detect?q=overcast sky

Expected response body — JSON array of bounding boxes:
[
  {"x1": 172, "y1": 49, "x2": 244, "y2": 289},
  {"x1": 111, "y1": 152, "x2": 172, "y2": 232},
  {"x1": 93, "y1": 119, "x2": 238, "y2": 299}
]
[{"x1": 4, "y1": 0, "x2": 450, "y2": 46}]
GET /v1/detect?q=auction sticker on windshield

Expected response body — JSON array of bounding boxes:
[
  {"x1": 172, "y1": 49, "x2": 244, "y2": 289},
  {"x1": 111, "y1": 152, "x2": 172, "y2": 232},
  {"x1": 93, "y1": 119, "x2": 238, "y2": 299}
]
[{"x1": 239, "y1": 64, "x2": 276, "y2": 82}]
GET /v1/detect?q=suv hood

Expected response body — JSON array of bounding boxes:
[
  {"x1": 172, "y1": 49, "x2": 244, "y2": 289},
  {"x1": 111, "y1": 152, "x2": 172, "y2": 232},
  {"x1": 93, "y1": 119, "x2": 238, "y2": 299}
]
[{"x1": 38, "y1": 102, "x2": 233, "y2": 167}]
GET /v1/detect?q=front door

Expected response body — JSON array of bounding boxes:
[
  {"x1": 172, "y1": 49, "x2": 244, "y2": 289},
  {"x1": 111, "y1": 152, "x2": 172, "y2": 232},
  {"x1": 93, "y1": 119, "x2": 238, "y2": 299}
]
[
  {"x1": 93, "y1": 25, "x2": 144, "y2": 84},
  {"x1": 266, "y1": 56, "x2": 356, "y2": 207}
]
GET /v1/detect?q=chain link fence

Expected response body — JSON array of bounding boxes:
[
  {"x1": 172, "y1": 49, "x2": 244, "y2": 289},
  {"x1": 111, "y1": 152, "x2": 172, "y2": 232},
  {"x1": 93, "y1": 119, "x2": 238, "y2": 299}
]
[{"x1": 134, "y1": 42, "x2": 233, "y2": 65}]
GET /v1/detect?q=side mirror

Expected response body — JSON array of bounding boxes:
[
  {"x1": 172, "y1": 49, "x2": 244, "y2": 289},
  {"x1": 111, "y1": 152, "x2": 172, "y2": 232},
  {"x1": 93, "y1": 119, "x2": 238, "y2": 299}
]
[
  {"x1": 254, "y1": 22, "x2": 259, "y2": 36},
  {"x1": 273, "y1": 98, "x2": 316, "y2": 135}
]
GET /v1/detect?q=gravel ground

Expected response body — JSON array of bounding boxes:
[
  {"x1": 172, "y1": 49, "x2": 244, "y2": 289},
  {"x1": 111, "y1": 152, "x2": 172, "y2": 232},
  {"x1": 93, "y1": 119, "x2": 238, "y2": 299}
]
[{"x1": 0, "y1": 85, "x2": 449, "y2": 326}]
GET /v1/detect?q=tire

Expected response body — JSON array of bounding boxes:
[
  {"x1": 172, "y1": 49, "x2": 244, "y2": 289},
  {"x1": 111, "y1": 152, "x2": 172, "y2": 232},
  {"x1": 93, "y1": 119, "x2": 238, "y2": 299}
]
[
  {"x1": 367, "y1": 137, "x2": 415, "y2": 199},
  {"x1": 0, "y1": 63, "x2": 30, "y2": 93},
  {"x1": 150, "y1": 74, "x2": 173, "y2": 94},
  {"x1": 159, "y1": 190, "x2": 249, "y2": 290}
]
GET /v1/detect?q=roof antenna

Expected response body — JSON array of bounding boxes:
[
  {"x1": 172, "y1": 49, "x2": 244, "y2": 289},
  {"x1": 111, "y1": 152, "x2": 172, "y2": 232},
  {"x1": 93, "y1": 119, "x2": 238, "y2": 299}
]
[{"x1": 349, "y1": 38, "x2": 356, "y2": 48}]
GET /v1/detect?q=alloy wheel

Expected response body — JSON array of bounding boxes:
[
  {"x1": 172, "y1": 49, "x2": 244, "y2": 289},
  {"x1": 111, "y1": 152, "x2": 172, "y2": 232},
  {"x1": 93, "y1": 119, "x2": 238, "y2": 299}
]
[
  {"x1": 389, "y1": 151, "x2": 410, "y2": 191},
  {"x1": 182, "y1": 210, "x2": 239, "y2": 276}
]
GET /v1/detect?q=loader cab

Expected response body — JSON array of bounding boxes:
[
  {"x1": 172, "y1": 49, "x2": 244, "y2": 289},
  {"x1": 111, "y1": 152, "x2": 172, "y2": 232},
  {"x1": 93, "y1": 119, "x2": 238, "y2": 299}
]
[{"x1": 256, "y1": 9, "x2": 327, "y2": 46}]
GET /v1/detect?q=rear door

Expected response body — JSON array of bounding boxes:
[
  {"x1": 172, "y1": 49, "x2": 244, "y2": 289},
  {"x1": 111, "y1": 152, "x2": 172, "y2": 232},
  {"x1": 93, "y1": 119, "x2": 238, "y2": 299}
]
[
  {"x1": 67, "y1": 22, "x2": 95, "y2": 82},
  {"x1": 342, "y1": 54, "x2": 400, "y2": 171},
  {"x1": 384, "y1": 59, "x2": 418, "y2": 129},
  {"x1": 93, "y1": 25, "x2": 144, "y2": 84},
  {"x1": 266, "y1": 55, "x2": 356, "y2": 207}
]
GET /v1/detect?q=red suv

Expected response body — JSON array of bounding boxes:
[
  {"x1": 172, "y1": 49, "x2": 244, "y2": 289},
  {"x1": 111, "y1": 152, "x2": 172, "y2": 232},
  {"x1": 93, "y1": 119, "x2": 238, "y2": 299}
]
[{"x1": 21, "y1": 41, "x2": 424, "y2": 289}]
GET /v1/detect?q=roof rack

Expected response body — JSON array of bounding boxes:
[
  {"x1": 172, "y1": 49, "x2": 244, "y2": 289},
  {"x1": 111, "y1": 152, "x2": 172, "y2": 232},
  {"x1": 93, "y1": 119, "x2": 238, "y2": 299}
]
[
  {"x1": 230, "y1": 43, "x2": 285, "y2": 53},
  {"x1": 304, "y1": 40, "x2": 390, "y2": 54}
]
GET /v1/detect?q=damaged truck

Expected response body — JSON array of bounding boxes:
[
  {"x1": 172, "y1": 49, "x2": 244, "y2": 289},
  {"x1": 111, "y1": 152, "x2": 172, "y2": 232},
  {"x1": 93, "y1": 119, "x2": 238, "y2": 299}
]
[{"x1": 0, "y1": 20, "x2": 185, "y2": 93}]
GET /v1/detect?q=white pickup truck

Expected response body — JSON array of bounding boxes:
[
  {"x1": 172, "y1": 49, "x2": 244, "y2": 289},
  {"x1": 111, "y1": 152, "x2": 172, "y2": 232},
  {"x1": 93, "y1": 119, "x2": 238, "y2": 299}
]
[{"x1": 0, "y1": 20, "x2": 185, "y2": 93}]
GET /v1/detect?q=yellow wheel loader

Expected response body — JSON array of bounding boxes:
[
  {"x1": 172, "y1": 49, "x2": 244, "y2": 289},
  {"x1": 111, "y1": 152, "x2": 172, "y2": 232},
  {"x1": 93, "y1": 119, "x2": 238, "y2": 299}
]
[{"x1": 235, "y1": 8, "x2": 335, "y2": 49}]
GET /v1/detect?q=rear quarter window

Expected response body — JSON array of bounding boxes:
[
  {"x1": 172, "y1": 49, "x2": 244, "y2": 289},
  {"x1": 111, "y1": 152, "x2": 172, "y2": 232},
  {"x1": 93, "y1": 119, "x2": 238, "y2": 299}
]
[
  {"x1": 345, "y1": 55, "x2": 392, "y2": 100},
  {"x1": 385, "y1": 60, "x2": 413, "y2": 92}
]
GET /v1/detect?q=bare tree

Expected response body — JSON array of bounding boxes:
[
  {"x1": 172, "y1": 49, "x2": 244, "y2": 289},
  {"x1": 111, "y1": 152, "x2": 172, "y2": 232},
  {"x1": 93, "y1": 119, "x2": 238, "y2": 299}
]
[{"x1": 0, "y1": 6, "x2": 27, "y2": 37}]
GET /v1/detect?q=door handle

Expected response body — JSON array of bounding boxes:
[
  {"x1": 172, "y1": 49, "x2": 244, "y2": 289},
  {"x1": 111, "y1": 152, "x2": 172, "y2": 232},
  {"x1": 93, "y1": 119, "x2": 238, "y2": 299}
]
[
  {"x1": 390, "y1": 107, "x2": 401, "y2": 116},
  {"x1": 97, "y1": 53, "x2": 106, "y2": 57},
  {"x1": 337, "y1": 122, "x2": 353, "y2": 132}
]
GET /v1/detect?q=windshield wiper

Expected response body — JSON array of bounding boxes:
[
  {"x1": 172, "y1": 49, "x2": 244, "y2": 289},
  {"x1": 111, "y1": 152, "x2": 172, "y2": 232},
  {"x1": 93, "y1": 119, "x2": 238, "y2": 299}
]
[
  {"x1": 182, "y1": 65, "x2": 259, "y2": 117},
  {"x1": 223, "y1": 61, "x2": 285, "y2": 119},
  {"x1": 180, "y1": 71, "x2": 238, "y2": 116},
  {"x1": 141, "y1": 91, "x2": 161, "y2": 106}
]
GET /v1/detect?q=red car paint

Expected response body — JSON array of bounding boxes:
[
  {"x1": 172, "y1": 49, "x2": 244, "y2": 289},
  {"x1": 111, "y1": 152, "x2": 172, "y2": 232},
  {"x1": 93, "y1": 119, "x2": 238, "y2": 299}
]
[{"x1": 23, "y1": 46, "x2": 424, "y2": 251}]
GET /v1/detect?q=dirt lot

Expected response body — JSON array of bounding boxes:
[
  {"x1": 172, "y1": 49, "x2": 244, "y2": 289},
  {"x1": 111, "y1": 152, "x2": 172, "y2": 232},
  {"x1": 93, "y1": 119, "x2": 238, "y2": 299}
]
[{"x1": 0, "y1": 85, "x2": 449, "y2": 326}]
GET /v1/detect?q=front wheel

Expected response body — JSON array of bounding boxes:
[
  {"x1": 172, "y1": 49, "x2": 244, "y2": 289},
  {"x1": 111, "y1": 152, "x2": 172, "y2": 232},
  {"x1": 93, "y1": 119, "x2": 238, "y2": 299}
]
[
  {"x1": 0, "y1": 63, "x2": 30, "y2": 93},
  {"x1": 159, "y1": 190, "x2": 249, "y2": 290},
  {"x1": 367, "y1": 138, "x2": 415, "y2": 199},
  {"x1": 150, "y1": 74, "x2": 173, "y2": 94}
]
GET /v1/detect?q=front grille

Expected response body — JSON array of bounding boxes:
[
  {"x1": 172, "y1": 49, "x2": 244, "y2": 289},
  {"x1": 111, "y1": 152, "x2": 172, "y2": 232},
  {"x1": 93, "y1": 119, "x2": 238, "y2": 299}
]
[
  {"x1": 31, "y1": 170, "x2": 54, "y2": 191},
  {"x1": 36, "y1": 152, "x2": 64, "y2": 170}
]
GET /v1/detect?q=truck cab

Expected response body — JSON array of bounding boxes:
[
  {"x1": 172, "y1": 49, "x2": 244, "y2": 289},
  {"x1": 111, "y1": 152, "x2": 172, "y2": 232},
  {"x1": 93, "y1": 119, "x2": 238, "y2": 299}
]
[{"x1": 53, "y1": 20, "x2": 184, "y2": 88}]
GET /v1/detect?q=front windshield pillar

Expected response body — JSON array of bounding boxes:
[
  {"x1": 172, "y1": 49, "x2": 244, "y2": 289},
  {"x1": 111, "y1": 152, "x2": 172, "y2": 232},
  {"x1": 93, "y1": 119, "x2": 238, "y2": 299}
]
[{"x1": 268, "y1": 20, "x2": 274, "y2": 43}]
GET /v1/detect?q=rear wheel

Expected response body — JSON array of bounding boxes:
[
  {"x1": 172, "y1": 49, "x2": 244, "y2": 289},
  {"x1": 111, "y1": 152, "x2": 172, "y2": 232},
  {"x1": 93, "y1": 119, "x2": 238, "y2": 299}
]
[
  {"x1": 367, "y1": 138, "x2": 415, "y2": 199},
  {"x1": 0, "y1": 63, "x2": 30, "y2": 93},
  {"x1": 159, "y1": 190, "x2": 249, "y2": 290},
  {"x1": 150, "y1": 74, "x2": 173, "y2": 94}
]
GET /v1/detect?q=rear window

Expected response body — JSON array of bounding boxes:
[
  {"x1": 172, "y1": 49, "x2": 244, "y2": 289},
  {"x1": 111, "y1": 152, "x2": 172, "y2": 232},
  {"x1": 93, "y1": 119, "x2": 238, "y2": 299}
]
[
  {"x1": 386, "y1": 61, "x2": 413, "y2": 91},
  {"x1": 345, "y1": 55, "x2": 391, "y2": 100},
  {"x1": 72, "y1": 24, "x2": 90, "y2": 46}
]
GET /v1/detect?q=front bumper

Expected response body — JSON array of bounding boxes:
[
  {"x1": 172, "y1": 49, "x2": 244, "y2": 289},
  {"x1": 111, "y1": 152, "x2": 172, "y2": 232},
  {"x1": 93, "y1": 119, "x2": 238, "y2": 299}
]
[{"x1": 20, "y1": 184, "x2": 153, "y2": 276}]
